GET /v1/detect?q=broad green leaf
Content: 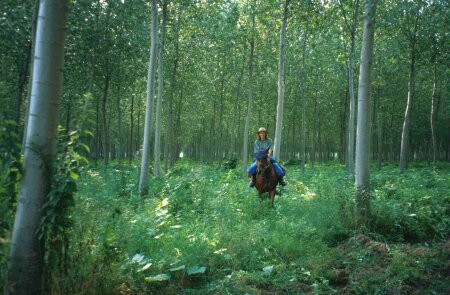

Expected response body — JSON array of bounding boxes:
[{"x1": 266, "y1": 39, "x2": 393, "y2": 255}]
[
  {"x1": 169, "y1": 265, "x2": 185, "y2": 272},
  {"x1": 81, "y1": 143, "x2": 91, "y2": 153},
  {"x1": 131, "y1": 254, "x2": 144, "y2": 263},
  {"x1": 70, "y1": 171, "x2": 79, "y2": 180},
  {"x1": 145, "y1": 274, "x2": 171, "y2": 282},
  {"x1": 137, "y1": 263, "x2": 152, "y2": 272},
  {"x1": 187, "y1": 265, "x2": 206, "y2": 275}
]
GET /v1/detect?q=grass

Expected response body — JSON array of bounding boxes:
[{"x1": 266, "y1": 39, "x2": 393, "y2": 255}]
[{"x1": 3, "y1": 160, "x2": 449, "y2": 294}]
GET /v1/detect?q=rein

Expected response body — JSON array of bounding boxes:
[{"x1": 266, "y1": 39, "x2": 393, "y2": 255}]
[{"x1": 256, "y1": 159, "x2": 271, "y2": 175}]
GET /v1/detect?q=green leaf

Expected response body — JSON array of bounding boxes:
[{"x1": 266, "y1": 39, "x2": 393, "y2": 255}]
[
  {"x1": 187, "y1": 265, "x2": 207, "y2": 276},
  {"x1": 263, "y1": 265, "x2": 274, "y2": 274},
  {"x1": 145, "y1": 274, "x2": 171, "y2": 282},
  {"x1": 84, "y1": 130, "x2": 94, "y2": 137},
  {"x1": 169, "y1": 265, "x2": 185, "y2": 272},
  {"x1": 137, "y1": 263, "x2": 152, "y2": 272},
  {"x1": 70, "y1": 171, "x2": 79, "y2": 180},
  {"x1": 131, "y1": 254, "x2": 145, "y2": 263},
  {"x1": 81, "y1": 143, "x2": 91, "y2": 153}
]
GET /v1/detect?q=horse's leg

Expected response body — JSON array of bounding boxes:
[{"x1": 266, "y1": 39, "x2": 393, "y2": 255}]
[{"x1": 269, "y1": 190, "x2": 275, "y2": 207}]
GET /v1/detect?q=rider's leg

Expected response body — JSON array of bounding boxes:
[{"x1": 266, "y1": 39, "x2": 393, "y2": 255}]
[
  {"x1": 247, "y1": 162, "x2": 257, "y2": 187},
  {"x1": 272, "y1": 162, "x2": 287, "y2": 186}
]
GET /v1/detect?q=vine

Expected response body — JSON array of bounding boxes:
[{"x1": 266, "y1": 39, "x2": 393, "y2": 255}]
[
  {"x1": 0, "y1": 120, "x2": 22, "y2": 284},
  {"x1": 37, "y1": 126, "x2": 90, "y2": 291}
]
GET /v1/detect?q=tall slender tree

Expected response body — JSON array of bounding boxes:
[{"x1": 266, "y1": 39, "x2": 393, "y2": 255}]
[
  {"x1": 399, "y1": 2, "x2": 422, "y2": 171},
  {"x1": 21, "y1": 0, "x2": 40, "y2": 153},
  {"x1": 154, "y1": 0, "x2": 167, "y2": 177},
  {"x1": 355, "y1": 0, "x2": 378, "y2": 226},
  {"x1": 300, "y1": 19, "x2": 309, "y2": 173},
  {"x1": 139, "y1": 0, "x2": 158, "y2": 195},
  {"x1": 242, "y1": 1, "x2": 255, "y2": 175},
  {"x1": 273, "y1": 0, "x2": 290, "y2": 159},
  {"x1": 338, "y1": 0, "x2": 361, "y2": 176},
  {"x1": 5, "y1": 0, "x2": 68, "y2": 293}
]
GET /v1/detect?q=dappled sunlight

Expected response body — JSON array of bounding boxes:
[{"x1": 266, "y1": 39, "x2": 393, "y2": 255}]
[
  {"x1": 56, "y1": 162, "x2": 450, "y2": 294},
  {"x1": 86, "y1": 169, "x2": 100, "y2": 178}
]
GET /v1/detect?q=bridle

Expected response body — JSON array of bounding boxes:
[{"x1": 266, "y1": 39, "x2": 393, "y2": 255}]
[{"x1": 256, "y1": 154, "x2": 271, "y2": 176}]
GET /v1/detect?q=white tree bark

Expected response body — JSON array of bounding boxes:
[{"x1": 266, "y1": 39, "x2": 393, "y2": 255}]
[
  {"x1": 399, "y1": 6, "x2": 420, "y2": 172},
  {"x1": 273, "y1": 0, "x2": 290, "y2": 159},
  {"x1": 242, "y1": 2, "x2": 255, "y2": 175},
  {"x1": 338, "y1": 0, "x2": 360, "y2": 176},
  {"x1": 139, "y1": 0, "x2": 158, "y2": 194},
  {"x1": 5, "y1": 0, "x2": 68, "y2": 293},
  {"x1": 21, "y1": 0, "x2": 40, "y2": 153},
  {"x1": 154, "y1": 0, "x2": 167, "y2": 177},
  {"x1": 399, "y1": 51, "x2": 415, "y2": 172},
  {"x1": 355, "y1": 0, "x2": 377, "y2": 226},
  {"x1": 300, "y1": 20, "x2": 309, "y2": 173},
  {"x1": 430, "y1": 62, "x2": 437, "y2": 168}
]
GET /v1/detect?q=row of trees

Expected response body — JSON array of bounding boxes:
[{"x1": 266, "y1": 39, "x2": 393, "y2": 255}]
[
  {"x1": 2, "y1": 0, "x2": 448, "y2": 175},
  {"x1": 1, "y1": 0, "x2": 448, "y2": 293}
]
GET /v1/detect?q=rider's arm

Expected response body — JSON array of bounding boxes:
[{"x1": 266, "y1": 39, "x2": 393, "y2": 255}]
[{"x1": 268, "y1": 139, "x2": 273, "y2": 156}]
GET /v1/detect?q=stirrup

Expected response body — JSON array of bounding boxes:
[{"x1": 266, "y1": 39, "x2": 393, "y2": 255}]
[{"x1": 279, "y1": 178, "x2": 287, "y2": 186}]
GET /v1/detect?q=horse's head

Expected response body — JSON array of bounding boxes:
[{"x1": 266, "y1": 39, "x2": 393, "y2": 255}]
[{"x1": 256, "y1": 148, "x2": 270, "y2": 174}]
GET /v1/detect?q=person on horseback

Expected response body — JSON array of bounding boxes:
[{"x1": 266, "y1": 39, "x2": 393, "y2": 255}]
[{"x1": 247, "y1": 127, "x2": 287, "y2": 187}]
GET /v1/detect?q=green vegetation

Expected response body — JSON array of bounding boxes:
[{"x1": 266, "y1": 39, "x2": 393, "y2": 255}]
[{"x1": 38, "y1": 161, "x2": 449, "y2": 294}]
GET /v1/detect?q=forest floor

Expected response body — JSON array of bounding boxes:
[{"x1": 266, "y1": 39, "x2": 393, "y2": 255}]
[{"x1": 26, "y1": 160, "x2": 450, "y2": 294}]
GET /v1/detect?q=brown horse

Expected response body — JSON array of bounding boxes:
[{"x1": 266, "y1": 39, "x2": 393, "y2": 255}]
[{"x1": 254, "y1": 150, "x2": 278, "y2": 207}]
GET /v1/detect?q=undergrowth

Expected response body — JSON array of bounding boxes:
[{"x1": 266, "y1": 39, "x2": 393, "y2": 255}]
[{"x1": 16, "y1": 160, "x2": 450, "y2": 294}]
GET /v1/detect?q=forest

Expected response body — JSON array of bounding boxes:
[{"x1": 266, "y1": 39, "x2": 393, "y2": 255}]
[{"x1": 1, "y1": 0, "x2": 449, "y2": 294}]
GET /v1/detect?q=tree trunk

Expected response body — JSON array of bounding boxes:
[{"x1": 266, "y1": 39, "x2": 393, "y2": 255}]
[
  {"x1": 300, "y1": 21, "x2": 308, "y2": 172},
  {"x1": 168, "y1": 19, "x2": 179, "y2": 168},
  {"x1": 355, "y1": 0, "x2": 377, "y2": 227},
  {"x1": 5, "y1": 1, "x2": 68, "y2": 293},
  {"x1": 137, "y1": 96, "x2": 141, "y2": 155},
  {"x1": 399, "y1": 9, "x2": 419, "y2": 172},
  {"x1": 102, "y1": 73, "x2": 111, "y2": 166},
  {"x1": 218, "y1": 74, "x2": 225, "y2": 165},
  {"x1": 231, "y1": 48, "x2": 245, "y2": 156},
  {"x1": 209, "y1": 99, "x2": 217, "y2": 162},
  {"x1": 21, "y1": 0, "x2": 40, "y2": 153},
  {"x1": 173, "y1": 82, "x2": 184, "y2": 162},
  {"x1": 347, "y1": 50, "x2": 356, "y2": 175},
  {"x1": 376, "y1": 79, "x2": 382, "y2": 169},
  {"x1": 430, "y1": 62, "x2": 437, "y2": 169},
  {"x1": 164, "y1": 31, "x2": 178, "y2": 170},
  {"x1": 311, "y1": 88, "x2": 318, "y2": 167},
  {"x1": 65, "y1": 96, "x2": 71, "y2": 132},
  {"x1": 95, "y1": 89, "x2": 100, "y2": 163},
  {"x1": 242, "y1": 2, "x2": 255, "y2": 174},
  {"x1": 129, "y1": 94, "x2": 134, "y2": 164},
  {"x1": 273, "y1": 0, "x2": 290, "y2": 159},
  {"x1": 154, "y1": 0, "x2": 167, "y2": 177},
  {"x1": 116, "y1": 84, "x2": 123, "y2": 161},
  {"x1": 338, "y1": 0, "x2": 360, "y2": 176},
  {"x1": 139, "y1": 0, "x2": 158, "y2": 195}
]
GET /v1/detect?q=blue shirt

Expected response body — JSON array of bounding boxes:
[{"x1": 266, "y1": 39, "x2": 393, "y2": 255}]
[{"x1": 254, "y1": 138, "x2": 273, "y2": 155}]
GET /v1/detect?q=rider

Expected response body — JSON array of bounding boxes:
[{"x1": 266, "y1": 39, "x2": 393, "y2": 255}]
[{"x1": 247, "y1": 127, "x2": 287, "y2": 187}]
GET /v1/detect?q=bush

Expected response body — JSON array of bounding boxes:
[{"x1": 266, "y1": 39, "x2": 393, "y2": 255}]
[{"x1": 223, "y1": 153, "x2": 238, "y2": 170}]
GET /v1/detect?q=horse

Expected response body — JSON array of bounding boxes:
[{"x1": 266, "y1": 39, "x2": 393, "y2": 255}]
[{"x1": 254, "y1": 149, "x2": 278, "y2": 207}]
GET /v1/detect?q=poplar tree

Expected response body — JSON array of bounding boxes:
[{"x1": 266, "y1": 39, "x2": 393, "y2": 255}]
[
  {"x1": 273, "y1": 0, "x2": 290, "y2": 159},
  {"x1": 139, "y1": 0, "x2": 158, "y2": 195},
  {"x1": 5, "y1": 0, "x2": 68, "y2": 293},
  {"x1": 355, "y1": 0, "x2": 378, "y2": 226}
]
